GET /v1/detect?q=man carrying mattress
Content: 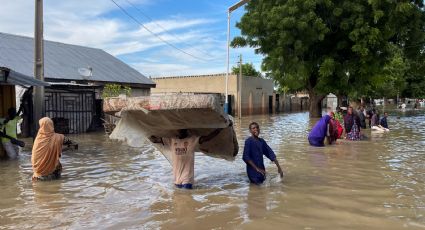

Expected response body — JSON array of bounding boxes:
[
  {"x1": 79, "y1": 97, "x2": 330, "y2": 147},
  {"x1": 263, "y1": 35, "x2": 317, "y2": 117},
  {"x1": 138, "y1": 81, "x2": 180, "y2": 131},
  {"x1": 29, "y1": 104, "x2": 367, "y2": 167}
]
[{"x1": 149, "y1": 126, "x2": 228, "y2": 189}]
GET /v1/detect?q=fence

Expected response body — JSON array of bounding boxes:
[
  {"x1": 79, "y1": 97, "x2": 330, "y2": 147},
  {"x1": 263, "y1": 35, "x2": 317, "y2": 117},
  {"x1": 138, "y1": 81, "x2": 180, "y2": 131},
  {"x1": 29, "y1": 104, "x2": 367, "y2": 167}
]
[{"x1": 45, "y1": 89, "x2": 95, "y2": 134}]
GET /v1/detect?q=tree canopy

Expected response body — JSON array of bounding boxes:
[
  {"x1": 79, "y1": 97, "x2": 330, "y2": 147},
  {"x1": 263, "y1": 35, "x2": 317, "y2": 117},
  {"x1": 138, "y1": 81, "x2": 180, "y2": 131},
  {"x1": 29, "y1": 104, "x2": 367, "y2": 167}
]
[
  {"x1": 231, "y1": 62, "x2": 261, "y2": 77},
  {"x1": 232, "y1": 0, "x2": 425, "y2": 117}
]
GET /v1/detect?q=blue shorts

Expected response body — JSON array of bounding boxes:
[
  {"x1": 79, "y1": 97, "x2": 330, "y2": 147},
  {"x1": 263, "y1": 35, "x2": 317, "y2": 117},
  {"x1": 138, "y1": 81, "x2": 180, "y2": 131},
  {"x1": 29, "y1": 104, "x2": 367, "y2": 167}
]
[{"x1": 175, "y1": 184, "x2": 193, "y2": 189}]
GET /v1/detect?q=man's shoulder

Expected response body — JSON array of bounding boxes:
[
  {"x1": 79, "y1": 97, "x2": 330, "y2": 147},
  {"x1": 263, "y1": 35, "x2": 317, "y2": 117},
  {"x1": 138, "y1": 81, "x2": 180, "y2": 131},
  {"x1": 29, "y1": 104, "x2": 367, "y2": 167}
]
[
  {"x1": 245, "y1": 137, "x2": 265, "y2": 143},
  {"x1": 245, "y1": 136, "x2": 254, "y2": 142},
  {"x1": 258, "y1": 138, "x2": 268, "y2": 144}
]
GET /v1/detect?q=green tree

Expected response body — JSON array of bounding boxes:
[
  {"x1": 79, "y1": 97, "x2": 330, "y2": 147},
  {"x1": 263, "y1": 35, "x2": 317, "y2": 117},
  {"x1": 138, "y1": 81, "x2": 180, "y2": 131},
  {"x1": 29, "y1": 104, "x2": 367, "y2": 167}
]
[
  {"x1": 231, "y1": 62, "x2": 261, "y2": 77},
  {"x1": 232, "y1": 0, "x2": 425, "y2": 117},
  {"x1": 402, "y1": 48, "x2": 425, "y2": 98}
]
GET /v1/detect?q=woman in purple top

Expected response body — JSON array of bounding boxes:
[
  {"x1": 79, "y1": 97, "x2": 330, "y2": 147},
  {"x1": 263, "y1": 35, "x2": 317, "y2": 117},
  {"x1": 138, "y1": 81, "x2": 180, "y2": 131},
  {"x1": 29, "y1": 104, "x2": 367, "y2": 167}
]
[
  {"x1": 344, "y1": 106, "x2": 361, "y2": 140},
  {"x1": 308, "y1": 114, "x2": 332, "y2": 147}
]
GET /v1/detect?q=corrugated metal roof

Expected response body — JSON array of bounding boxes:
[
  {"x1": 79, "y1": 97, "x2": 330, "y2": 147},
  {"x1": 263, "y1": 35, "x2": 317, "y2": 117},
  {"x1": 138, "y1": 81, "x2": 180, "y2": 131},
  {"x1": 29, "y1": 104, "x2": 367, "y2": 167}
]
[
  {"x1": 0, "y1": 68, "x2": 50, "y2": 86},
  {"x1": 0, "y1": 32, "x2": 155, "y2": 86}
]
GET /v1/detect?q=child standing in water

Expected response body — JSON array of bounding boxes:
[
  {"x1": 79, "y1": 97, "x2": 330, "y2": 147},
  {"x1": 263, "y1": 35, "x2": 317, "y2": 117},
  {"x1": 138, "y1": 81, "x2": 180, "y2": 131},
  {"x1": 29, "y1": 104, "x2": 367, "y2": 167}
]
[{"x1": 242, "y1": 122, "x2": 283, "y2": 184}]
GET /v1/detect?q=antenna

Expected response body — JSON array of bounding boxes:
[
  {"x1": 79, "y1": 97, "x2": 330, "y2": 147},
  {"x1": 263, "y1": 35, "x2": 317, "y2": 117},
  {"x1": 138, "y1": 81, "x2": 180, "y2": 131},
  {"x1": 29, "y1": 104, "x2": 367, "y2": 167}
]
[{"x1": 78, "y1": 66, "x2": 93, "y2": 80}]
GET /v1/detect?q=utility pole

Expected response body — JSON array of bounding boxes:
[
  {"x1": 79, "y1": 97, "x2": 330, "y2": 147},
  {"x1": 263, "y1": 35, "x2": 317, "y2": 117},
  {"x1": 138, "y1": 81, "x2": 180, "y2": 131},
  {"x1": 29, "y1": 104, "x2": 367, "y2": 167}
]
[
  {"x1": 224, "y1": 10, "x2": 230, "y2": 114},
  {"x1": 34, "y1": 0, "x2": 45, "y2": 131},
  {"x1": 238, "y1": 54, "x2": 242, "y2": 119},
  {"x1": 225, "y1": 0, "x2": 250, "y2": 114}
]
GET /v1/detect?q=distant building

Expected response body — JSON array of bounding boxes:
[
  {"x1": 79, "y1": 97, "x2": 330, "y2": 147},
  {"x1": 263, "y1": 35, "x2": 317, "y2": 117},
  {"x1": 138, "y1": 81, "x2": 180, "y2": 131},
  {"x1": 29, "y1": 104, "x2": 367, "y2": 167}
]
[
  {"x1": 152, "y1": 73, "x2": 274, "y2": 116},
  {"x1": 325, "y1": 93, "x2": 338, "y2": 111},
  {"x1": 0, "y1": 32, "x2": 155, "y2": 134}
]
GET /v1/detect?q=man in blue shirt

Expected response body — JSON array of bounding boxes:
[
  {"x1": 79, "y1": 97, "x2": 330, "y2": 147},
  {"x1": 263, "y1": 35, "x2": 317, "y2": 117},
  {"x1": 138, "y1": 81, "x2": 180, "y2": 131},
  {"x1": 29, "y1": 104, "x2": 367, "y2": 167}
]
[
  {"x1": 243, "y1": 122, "x2": 283, "y2": 184},
  {"x1": 380, "y1": 112, "x2": 389, "y2": 129}
]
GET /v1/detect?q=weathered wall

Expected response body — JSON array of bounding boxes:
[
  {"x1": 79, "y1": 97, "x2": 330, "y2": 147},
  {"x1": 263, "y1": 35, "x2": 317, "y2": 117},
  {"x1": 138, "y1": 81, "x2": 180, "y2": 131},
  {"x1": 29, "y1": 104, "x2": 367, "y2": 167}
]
[
  {"x1": 131, "y1": 88, "x2": 151, "y2": 97},
  {"x1": 152, "y1": 74, "x2": 238, "y2": 95},
  {"x1": 240, "y1": 76, "x2": 274, "y2": 115},
  {"x1": 152, "y1": 74, "x2": 274, "y2": 116},
  {"x1": 278, "y1": 95, "x2": 310, "y2": 113}
]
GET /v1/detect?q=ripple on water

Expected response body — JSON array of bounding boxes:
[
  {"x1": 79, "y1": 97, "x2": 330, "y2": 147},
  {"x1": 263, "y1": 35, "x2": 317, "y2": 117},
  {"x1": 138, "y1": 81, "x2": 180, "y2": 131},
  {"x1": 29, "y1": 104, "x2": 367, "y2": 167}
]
[{"x1": 0, "y1": 110, "x2": 425, "y2": 229}]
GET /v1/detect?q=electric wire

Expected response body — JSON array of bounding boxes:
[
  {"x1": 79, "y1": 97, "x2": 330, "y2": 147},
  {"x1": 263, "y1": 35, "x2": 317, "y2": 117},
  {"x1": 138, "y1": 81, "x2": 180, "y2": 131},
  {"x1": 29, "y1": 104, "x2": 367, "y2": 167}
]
[
  {"x1": 124, "y1": 0, "x2": 215, "y2": 58},
  {"x1": 110, "y1": 0, "x2": 209, "y2": 61}
]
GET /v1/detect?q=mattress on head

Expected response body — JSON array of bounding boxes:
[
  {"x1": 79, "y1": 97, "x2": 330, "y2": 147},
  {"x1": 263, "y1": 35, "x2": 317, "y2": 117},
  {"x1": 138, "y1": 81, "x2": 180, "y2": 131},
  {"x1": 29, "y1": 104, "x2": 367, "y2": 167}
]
[{"x1": 104, "y1": 94, "x2": 239, "y2": 162}]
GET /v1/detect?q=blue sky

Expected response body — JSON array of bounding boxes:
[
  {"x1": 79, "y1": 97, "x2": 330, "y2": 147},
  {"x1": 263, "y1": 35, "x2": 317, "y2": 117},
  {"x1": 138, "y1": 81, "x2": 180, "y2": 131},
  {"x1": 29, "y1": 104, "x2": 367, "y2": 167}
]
[{"x1": 0, "y1": 0, "x2": 263, "y2": 77}]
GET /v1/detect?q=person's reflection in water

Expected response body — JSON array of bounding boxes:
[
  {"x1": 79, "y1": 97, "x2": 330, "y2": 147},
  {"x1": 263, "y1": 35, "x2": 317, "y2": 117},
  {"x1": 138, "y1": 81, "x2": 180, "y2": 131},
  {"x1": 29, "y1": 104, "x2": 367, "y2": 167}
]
[
  {"x1": 159, "y1": 191, "x2": 198, "y2": 229},
  {"x1": 246, "y1": 185, "x2": 268, "y2": 220},
  {"x1": 32, "y1": 181, "x2": 65, "y2": 211}
]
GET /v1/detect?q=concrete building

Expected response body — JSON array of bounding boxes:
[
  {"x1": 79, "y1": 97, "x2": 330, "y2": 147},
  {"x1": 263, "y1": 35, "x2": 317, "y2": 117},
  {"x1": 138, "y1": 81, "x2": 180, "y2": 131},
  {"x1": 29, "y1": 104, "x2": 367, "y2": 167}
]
[
  {"x1": 0, "y1": 32, "x2": 155, "y2": 134},
  {"x1": 325, "y1": 93, "x2": 338, "y2": 111},
  {"x1": 152, "y1": 73, "x2": 274, "y2": 116}
]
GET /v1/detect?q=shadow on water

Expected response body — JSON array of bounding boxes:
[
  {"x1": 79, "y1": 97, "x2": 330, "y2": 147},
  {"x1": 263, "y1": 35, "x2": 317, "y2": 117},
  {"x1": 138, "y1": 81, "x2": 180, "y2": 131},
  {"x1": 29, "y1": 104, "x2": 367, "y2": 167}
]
[{"x1": 0, "y1": 109, "x2": 425, "y2": 229}]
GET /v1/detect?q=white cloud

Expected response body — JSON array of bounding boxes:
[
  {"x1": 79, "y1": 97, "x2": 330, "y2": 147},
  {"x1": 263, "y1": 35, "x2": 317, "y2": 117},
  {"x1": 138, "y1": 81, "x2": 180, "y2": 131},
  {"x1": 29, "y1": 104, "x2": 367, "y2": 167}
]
[
  {"x1": 108, "y1": 25, "x2": 216, "y2": 56},
  {"x1": 141, "y1": 18, "x2": 215, "y2": 34},
  {"x1": 0, "y1": 1, "x2": 216, "y2": 56},
  {"x1": 0, "y1": 0, "x2": 262, "y2": 76},
  {"x1": 132, "y1": 61, "x2": 225, "y2": 77}
]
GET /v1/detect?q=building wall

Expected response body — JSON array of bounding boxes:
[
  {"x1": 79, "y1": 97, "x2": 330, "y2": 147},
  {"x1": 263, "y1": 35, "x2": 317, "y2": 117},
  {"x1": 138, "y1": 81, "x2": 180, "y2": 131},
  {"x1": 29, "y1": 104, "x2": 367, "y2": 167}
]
[
  {"x1": 152, "y1": 74, "x2": 237, "y2": 95},
  {"x1": 131, "y1": 88, "x2": 151, "y2": 97},
  {"x1": 241, "y1": 76, "x2": 274, "y2": 115},
  {"x1": 326, "y1": 93, "x2": 338, "y2": 110},
  {"x1": 152, "y1": 74, "x2": 274, "y2": 116}
]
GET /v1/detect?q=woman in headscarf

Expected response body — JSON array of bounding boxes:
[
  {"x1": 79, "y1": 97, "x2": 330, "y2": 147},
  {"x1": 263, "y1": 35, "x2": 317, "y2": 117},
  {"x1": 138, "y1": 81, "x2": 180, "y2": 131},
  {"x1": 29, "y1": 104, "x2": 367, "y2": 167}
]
[
  {"x1": 335, "y1": 115, "x2": 344, "y2": 139},
  {"x1": 344, "y1": 107, "x2": 361, "y2": 141},
  {"x1": 308, "y1": 111, "x2": 333, "y2": 147},
  {"x1": 328, "y1": 112, "x2": 342, "y2": 143},
  {"x1": 32, "y1": 117, "x2": 71, "y2": 181}
]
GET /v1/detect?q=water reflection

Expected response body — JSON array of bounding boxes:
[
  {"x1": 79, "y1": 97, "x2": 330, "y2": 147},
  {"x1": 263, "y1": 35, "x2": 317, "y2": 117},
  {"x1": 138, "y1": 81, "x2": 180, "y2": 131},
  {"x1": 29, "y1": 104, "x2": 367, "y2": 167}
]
[
  {"x1": 0, "y1": 110, "x2": 424, "y2": 229},
  {"x1": 246, "y1": 185, "x2": 268, "y2": 220}
]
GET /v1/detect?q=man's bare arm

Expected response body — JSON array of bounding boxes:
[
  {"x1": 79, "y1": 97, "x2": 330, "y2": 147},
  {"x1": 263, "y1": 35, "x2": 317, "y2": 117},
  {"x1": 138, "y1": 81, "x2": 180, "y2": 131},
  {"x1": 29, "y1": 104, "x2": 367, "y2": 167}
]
[
  {"x1": 274, "y1": 159, "x2": 284, "y2": 178},
  {"x1": 149, "y1": 136, "x2": 163, "y2": 144},
  {"x1": 199, "y1": 120, "x2": 232, "y2": 144},
  {"x1": 199, "y1": 128, "x2": 222, "y2": 144},
  {"x1": 246, "y1": 160, "x2": 266, "y2": 176}
]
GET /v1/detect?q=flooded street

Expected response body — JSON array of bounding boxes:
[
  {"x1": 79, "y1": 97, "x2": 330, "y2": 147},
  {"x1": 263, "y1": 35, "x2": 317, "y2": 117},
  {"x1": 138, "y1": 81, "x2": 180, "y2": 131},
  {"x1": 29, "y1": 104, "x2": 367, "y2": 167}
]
[{"x1": 1, "y1": 110, "x2": 425, "y2": 229}]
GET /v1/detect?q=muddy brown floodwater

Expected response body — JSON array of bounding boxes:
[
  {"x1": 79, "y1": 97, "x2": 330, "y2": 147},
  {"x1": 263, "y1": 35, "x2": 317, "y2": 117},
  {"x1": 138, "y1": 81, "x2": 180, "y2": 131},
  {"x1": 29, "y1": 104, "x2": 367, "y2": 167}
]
[{"x1": 1, "y1": 110, "x2": 425, "y2": 229}]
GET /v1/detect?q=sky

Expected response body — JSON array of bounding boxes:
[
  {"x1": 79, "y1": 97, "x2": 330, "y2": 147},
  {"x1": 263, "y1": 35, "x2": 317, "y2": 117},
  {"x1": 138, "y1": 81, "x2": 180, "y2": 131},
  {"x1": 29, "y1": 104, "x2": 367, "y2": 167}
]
[{"x1": 0, "y1": 0, "x2": 263, "y2": 77}]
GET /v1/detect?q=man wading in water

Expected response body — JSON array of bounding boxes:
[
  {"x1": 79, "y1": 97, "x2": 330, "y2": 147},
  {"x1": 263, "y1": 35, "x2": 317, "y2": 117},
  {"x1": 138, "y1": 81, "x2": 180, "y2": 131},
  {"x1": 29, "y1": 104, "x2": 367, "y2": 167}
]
[
  {"x1": 243, "y1": 122, "x2": 283, "y2": 184},
  {"x1": 149, "y1": 126, "x2": 227, "y2": 189}
]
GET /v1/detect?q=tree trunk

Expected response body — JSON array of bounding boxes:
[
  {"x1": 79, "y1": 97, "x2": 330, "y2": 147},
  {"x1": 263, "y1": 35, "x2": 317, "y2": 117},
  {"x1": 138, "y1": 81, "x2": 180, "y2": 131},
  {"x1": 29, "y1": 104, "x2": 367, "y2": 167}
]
[
  {"x1": 309, "y1": 90, "x2": 324, "y2": 118},
  {"x1": 337, "y1": 95, "x2": 343, "y2": 108}
]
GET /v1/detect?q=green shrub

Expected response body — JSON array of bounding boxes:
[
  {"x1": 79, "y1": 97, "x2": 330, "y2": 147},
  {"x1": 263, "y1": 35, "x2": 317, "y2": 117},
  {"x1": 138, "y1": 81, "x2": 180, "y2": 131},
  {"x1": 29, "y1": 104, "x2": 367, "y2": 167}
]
[{"x1": 102, "y1": 84, "x2": 132, "y2": 98}]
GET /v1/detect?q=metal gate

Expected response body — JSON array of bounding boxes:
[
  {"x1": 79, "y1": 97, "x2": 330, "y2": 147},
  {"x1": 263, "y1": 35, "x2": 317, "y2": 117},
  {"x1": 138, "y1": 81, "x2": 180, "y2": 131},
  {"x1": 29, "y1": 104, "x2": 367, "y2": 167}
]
[{"x1": 45, "y1": 89, "x2": 95, "y2": 134}]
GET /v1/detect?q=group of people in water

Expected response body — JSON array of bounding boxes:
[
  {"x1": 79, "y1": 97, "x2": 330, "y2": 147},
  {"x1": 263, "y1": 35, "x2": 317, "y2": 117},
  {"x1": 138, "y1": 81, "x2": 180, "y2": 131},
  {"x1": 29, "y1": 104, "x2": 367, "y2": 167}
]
[
  {"x1": 308, "y1": 106, "x2": 390, "y2": 147},
  {"x1": 1, "y1": 105, "x2": 283, "y2": 189},
  {"x1": 1, "y1": 107, "x2": 76, "y2": 181},
  {"x1": 1, "y1": 104, "x2": 392, "y2": 189},
  {"x1": 149, "y1": 121, "x2": 283, "y2": 188}
]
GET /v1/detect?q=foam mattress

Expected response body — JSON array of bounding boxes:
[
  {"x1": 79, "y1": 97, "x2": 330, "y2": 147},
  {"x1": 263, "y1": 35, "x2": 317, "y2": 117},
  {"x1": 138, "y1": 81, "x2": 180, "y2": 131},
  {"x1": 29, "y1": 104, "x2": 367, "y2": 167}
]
[{"x1": 104, "y1": 94, "x2": 239, "y2": 161}]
